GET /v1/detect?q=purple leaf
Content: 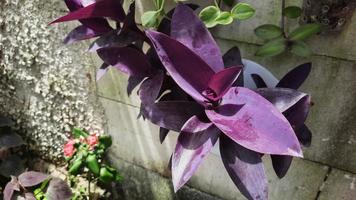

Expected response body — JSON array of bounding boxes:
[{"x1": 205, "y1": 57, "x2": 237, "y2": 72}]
[
  {"x1": 223, "y1": 47, "x2": 243, "y2": 67},
  {"x1": 96, "y1": 63, "x2": 110, "y2": 81},
  {"x1": 121, "y1": 3, "x2": 145, "y2": 40},
  {"x1": 97, "y1": 46, "x2": 152, "y2": 78},
  {"x1": 25, "y1": 193, "x2": 36, "y2": 200},
  {"x1": 271, "y1": 155, "x2": 293, "y2": 178},
  {"x1": 45, "y1": 178, "x2": 72, "y2": 200},
  {"x1": 0, "y1": 133, "x2": 25, "y2": 149},
  {"x1": 141, "y1": 101, "x2": 204, "y2": 132},
  {"x1": 0, "y1": 155, "x2": 25, "y2": 177},
  {"x1": 256, "y1": 88, "x2": 308, "y2": 113},
  {"x1": 276, "y1": 63, "x2": 311, "y2": 89},
  {"x1": 64, "y1": 25, "x2": 103, "y2": 44},
  {"x1": 51, "y1": 0, "x2": 125, "y2": 24},
  {"x1": 139, "y1": 71, "x2": 164, "y2": 105},
  {"x1": 206, "y1": 87, "x2": 303, "y2": 157},
  {"x1": 146, "y1": 30, "x2": 215, "y2": 105},
  {"x1": 127, "y1": 76, "x2": 144, "y2": 96},
  {"x1": 220, "y1": 135, "x2": 268, "y2": 200},
  {"x1": 206, "y1": 66, "x2": 242, "y2": 101},
  {"x1": 159, "y1": 128, "x2": 169, "y2": 144},
  {"x1": 18, "y1": 171, "x2": 49, "y2": 187},
  {"x1": 0, "y1": 115, "x2": 14, "y2": 127},
  {"x1": 296, "y1": 124, "x2": 312, "y2": 147},
  {"x1": 251, "y1": 74, "x2": 267, "y2": 88},
  {"x1": 4, "y1": 176, "x2": 20, "y2": 200},
  {"x1": 171, "y1": 4, "x2": 224, "y2": 72},
  {"x1": 283, "y1": 95, "x2": 311, "y2": 128},
  {"x1": 172, "y1": 116, "x2": 220, "y2": 191},
  {"x1": 64, "y1": 0, "x2": 82, "y2": 11}
]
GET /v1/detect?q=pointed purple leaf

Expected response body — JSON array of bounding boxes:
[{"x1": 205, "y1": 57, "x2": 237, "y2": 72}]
[
  {"x1": 51, "y1": 0, "x2": 125, "y2": 24},
  {"x1": 159, "y1": 128, "x2": 169, "y2": 144},
  {"x1": 172, "y1": 116, "x2": 220, "y2": 191},
  {"x1": 121, "y1": 3, "x2": 145, "y2": 40},
  {"x1": 256, "y1": 88, "x2": 308, "y2": 113},
  {"x1": 251, "y1": 74, "x2": 268, "y2": 88},
  {"x1": 146, "y1": 30, "x2": 215, "y2": 105},
  {"x1": 296, "y1": 124, "x2": 312, "y2": 147},
  {"x1": 96, "y1": 63, "x2": 110, "y2": 81},
  {"x1": 64, "y1": 0, "x2": 82, "y2": 11},
  {"x1": 283, "y1": 95, "x2": 311, "y2": 128},
  {"x1": 45, "y1": 178, "x2": 72, "y2": 200},
  {"x1": 0, "y1": 155, "x2": 25, "y2": 177},
  {"x1": 64, "y1": 25, "x2": 103, "y2": 44},
  {"x1": 18, "y1": 171, "x2": 49, "y2": 187},
  {"x1": 276, "y1": 63, "x2": 312, "y2": 89},
  {"x1": 171, "y1": 4, "x2": 224, "y2": 72},
  {"x1": 141, "y1": 101, "x2": 204, "y2": 132},
  {"x1": 206, "y1": 66, "x2": 242, "y2": 101},
  {"x1": 127, "y1": 76, "x2": 144, "y2": 96},
  {"x1": 4, "y1": 177, "x2": 19, "y2": 200},
  {"x1": 271, "y1": 155, "x2": 293, "y2": 178},
  {"x1": 206, "y1": 87, "x2": 303, "y2": 157},
  {"x1": 220, "y1": 135, "x2": 268, "y2": 200},
  {"x1": 223, "y1": 47, "x2": 243, "y2": 67},
  {"x1": 139, "y1": 71, "x2": 164, "y2": 105},
  {"x1": 97, "y1": 46, "x2": 152, "y2": 78},
  {"x1": 0, "y1": 133, "x2": 25, "y2": 149}
]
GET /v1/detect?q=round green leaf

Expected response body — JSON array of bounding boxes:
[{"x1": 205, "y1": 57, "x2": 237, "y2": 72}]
[
  {"x1": 254, "y1": 24, "x2": 283, "y2": 40},
  {"x1": 215, "y1": 12, "x2": 234, "y2": 26},
  {"x1": 255, "y1": 38, "x2": 287, "y2": 57},
  {"x1": 283, "y1": 6, "x2": 302, "y2": 19},
  {"x1": 290, "y1": 41, "x2": 312, "y2": 57},
  {"x1": 141, "y1": 11, "x2": 161, "y2": 28},
  {"x1": 289, "y1": 23, "x2": 321, "y2": 41},
  {"x1": 199, "y1": 6, "x2": 220, "y2": 28},
  {"x1": 231, "y1": 3, "x2": 255, "y2": 20}
]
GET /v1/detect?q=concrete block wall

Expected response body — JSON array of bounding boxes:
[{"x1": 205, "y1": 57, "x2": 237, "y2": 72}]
[{"x1": 96, "y1": 0, "x2": 356, "y2": 199}]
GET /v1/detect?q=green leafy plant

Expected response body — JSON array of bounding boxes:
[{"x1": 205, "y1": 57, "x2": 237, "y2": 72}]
[
  {"x1": 199, "y1": 1, "x2": 255, "y2": 28},
  {"x1": 141, "y1": 0, "x2": 166, "y2": 28},
  {"x1": 254, "y1": 1, "x2": 321, "y2": 57},
  {"x1": 64, "y1": 128, "x2": 122, "y2": 199}
]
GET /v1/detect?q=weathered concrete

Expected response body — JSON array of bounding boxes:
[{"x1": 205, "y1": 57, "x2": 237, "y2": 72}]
[{"x1": 318, "y1": 169, "x2": 356, "y2": 200}]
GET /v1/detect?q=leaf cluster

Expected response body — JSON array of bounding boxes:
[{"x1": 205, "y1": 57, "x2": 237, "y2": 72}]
[{"x1": 255, "y1": 5, "x2": 321, "y2": 57}]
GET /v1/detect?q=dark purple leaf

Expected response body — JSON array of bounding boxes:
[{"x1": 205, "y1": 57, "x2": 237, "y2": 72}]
[
  {"x1": 127, "y1": 76, "x2": 144, "y2": 96},
  {"x1": 283, "y1": 95, "x2": 311, "y2": 128},
  {"x1": 271, "y1": 155, "x2": 293, "y2": 178},
  {"x1": 206, "y1": 66, "x2": 242, "y2": 101},
  {"x1": 172, "y1": 116, "x2": 220, "y2": 191},
  {"x1": 139, "y1": 71, "x2": 164, "y2": 105},
  {"x1": 64, "y1": 0, "x2": 82, "y2": 11},
  {"x1": 159, "y1": 128, "x2": 169, "y2": 144},
  {"x1": 223, "y1": 47, "x2": 243, "y2": 67},
  {"x1": 0, "y1": 155, "x2": 25, "y2": 177},
  {"x1": 276, "y1": 63, "x2": 311, "y2": 89},
  {"x1": 64, "y1": 25, "x2": 103, "y2": 44},
  {"x1": 296, "y1": 124, "x2": 312, "y2": 147},
  {"x1": 97, "y1": 46, "x2": 152, "y2": 78},
  {"x1": 256, "y1": 88, "x2": 308, "y2": 113},
  {"x1": 141, "y1": 101, "x2": 204, "y2": 132},
  {"x1": 0, "y1": 115, "x2": 14, "y2": 127},
  {"x1": 251, "y1": 74, "x2": 267, "y2": 88},
  {"x1": 88, "y1": 30, "x2": 133, "y2": 52},
  {"x1": 220, "y1": 135, "x2": 268, "y2": 200},
  {"x1": 121, "y1": 3, "x2": 145, "y2": 40},
  {"x1": 171, "y1": 4, "x2": 224, "y2": 72},
  {"x1": 4, "y1": 176, "x2": 20, "y2": 200},
  {"x1": 18, "y1": 171, "x2": 49, "y2": 187},
  {"x1": 96, "y1": 63, "x2": 109, "y2": 81},
  {"x1": 146, "y1": 30, "x2": 215, "y2": 105},
  {"x1": 0, "y1": 133, "x2": 25, "y2": 149},
  {"x1": 45, "y1": 178, "x2": 72, "y2": 200},
  {"x1": 206, "y1": 87, "x2": 302, "y2": 157},
  {"x1": 51, "y1": 0, "x2": 125, "y2": 24}
]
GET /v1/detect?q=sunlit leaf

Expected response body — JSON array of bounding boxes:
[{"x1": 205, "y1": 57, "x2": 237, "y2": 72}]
[
  {"x1": 215, "y1": 12, "x2": 234, "y2": 25},
  {"x1": 141, "y1": 11, "x2": 161, "y2": 28},
  {"x1": 231, "y1": 3, "x2": 255, "y2": 20},
  {"x1": 199, "y1": 6, "x2": 220, "y2": 28}
]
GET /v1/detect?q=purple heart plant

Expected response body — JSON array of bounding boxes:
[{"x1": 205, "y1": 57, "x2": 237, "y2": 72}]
[{"x1": 52, "y1": 2, "x2": 313, "y2": 199}]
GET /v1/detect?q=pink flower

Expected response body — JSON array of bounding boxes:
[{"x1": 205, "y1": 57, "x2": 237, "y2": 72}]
[
  {"x1": 87, "y1": 134, "x2": 99, "y2": 148},
  {"x1": 64, "y1": 139, "x2": 76, "y2": 157}
]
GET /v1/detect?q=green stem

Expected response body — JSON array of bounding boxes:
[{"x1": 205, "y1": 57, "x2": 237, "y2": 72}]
[{"x1": 281, "y1": 0, "x2": 286, "y2": 35}]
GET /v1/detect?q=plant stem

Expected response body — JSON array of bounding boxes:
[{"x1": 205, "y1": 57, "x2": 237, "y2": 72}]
[{"x1": 281, "y1": 0, "x2": 286, "y2": 34}]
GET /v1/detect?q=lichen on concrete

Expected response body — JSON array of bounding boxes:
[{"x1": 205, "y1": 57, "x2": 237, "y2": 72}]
[{"x1": 0, "y1": 0, "x2": 104, "y2": 163}]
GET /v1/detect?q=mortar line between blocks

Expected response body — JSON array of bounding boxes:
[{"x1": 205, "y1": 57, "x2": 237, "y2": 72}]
[{"x1": 314, "y1": 167, "x2": 332, "y2": 200}]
